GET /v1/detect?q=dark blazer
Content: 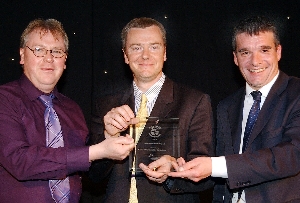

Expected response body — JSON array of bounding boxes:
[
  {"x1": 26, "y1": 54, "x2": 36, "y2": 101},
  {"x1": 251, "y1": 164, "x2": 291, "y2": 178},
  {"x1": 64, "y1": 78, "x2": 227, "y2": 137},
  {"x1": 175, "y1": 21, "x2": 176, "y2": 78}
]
[
  {"x1": 89, "y1": 76, "x2": 214, "y2": 203},
  {"x1": 213, "y1": 71, "x2": 300, "y2": 203}
]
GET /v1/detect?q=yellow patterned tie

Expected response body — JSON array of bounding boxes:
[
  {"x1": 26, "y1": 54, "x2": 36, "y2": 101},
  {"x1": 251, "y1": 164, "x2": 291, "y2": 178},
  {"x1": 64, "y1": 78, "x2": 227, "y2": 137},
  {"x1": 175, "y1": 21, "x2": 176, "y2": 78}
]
[{"x1": 129, "y1": 94, "x2": 148, "y2": 203}]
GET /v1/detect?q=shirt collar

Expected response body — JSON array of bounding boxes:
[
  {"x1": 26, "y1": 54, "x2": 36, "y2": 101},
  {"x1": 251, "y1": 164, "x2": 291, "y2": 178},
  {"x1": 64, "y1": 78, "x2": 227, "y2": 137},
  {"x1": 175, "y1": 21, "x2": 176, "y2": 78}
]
[
  {"x1": 19, "y1": 74, "x2": 60, "y2": 102},
  {"x1": 245, "y1": 71, "x2": 279, "y2": 98},
  {"x1": 133, "y1": 73, "x2": 165, "y2": 101}
]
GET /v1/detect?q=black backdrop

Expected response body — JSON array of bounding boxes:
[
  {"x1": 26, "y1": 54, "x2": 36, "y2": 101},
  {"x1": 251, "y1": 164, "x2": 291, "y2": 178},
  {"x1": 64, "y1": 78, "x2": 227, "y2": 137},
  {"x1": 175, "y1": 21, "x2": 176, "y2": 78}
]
[{"x1": 1, "y1": 1, "x2": 300, "y2": 202}]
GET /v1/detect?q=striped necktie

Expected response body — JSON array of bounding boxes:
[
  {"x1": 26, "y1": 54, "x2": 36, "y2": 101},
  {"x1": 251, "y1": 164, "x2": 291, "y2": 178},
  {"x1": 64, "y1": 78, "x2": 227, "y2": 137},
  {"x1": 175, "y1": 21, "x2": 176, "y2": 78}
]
[{"x1": 39, "y1": 94, "x2": 70, "y2": 203}]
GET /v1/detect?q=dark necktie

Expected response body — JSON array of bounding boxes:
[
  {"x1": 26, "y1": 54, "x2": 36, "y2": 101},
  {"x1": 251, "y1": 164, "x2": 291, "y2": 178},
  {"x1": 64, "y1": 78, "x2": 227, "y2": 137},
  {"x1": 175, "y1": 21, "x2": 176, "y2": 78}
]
[
  {"x1": 39, "y1": 94, "x2": 70, "y2": 203},
  {"x1": 238, "y1": 90, "x2": 262, "y2": 201},
  {"x1": 242, "y1": 91, "x2": 262, "y2": 152}
]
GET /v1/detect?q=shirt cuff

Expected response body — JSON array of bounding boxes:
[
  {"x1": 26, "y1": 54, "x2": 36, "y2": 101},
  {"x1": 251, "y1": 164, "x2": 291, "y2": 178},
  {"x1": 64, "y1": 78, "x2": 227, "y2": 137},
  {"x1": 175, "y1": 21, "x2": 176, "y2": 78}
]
[{"x1": 211, "y1": 156, "x2": 228, "y2": 178}]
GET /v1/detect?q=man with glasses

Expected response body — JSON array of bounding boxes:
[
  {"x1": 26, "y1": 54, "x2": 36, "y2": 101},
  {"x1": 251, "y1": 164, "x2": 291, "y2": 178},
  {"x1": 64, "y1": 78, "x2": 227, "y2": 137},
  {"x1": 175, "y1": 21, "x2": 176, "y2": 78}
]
[
  {"x1": 88, "y1": 17, "x2": 214, "y2": 203},
  {"x1": 26, "y1": 46, "x2": 67, "y2": 58},
  {"x1": 0, "y1": 18, "x2": 134, "y2": 203}
]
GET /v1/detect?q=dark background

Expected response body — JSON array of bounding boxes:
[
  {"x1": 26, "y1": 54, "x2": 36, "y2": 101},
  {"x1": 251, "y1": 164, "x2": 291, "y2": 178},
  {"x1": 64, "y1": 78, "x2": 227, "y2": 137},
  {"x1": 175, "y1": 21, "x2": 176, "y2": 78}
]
[{"x1": 1, "y1": 1, "x2": 300, "y2": 202}]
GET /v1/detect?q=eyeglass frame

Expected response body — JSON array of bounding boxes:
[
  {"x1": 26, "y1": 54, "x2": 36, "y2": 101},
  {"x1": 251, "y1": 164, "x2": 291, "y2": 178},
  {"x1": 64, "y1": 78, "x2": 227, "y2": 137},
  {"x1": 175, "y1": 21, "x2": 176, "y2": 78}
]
[{"x1": 25, "y1": 46, "x2": 67, "y2": 58}]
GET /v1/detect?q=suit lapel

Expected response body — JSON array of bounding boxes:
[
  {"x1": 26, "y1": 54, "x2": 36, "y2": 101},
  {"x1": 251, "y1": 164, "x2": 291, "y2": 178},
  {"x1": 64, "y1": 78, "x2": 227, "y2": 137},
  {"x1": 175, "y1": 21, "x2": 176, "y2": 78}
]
[
  {"x1": 121, "y1": 86, "x2": 135, "y2": 109},
  {"x1": 228, "y1": 89, "x2": 245, "y2": 154},
  {"x1": 149, "y1": 77, "x2": 174, "y2": 118},
  {"x1": 246, "y1": 72, "x2": 289, "y2": 150}
]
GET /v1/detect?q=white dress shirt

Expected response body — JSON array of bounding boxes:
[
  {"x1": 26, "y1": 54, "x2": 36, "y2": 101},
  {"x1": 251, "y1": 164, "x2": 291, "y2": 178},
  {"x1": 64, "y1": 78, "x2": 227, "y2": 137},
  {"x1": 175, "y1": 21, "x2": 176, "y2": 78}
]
[
  {"x1": 211, "y1": 72, "x2": 279, "y2": 202},
  {"x1": 133, "y1": 73, "x2": 165, "y2": 114}
]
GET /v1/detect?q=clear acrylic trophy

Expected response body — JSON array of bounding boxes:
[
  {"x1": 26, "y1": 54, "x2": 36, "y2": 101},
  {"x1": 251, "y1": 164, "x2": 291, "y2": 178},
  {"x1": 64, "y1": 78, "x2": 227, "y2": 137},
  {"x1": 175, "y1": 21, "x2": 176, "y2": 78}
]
[{"x1": 129, "y1": 117, "x2": 180, "y2": 173}]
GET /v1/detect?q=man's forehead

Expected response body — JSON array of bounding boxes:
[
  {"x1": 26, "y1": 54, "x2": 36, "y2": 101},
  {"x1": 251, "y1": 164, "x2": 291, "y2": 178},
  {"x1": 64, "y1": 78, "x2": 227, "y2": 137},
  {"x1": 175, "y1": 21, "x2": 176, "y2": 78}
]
[
  {"x1": 236, "y1": 32, "x2": 276, "y2": 45},
  {"x1": 127, "y1": 26, "x2": 162, "y2": 36},
  {"x1": 28, "y1": 29, "x2": 62, "y2": 41},
  {"x1": 126, "y1": 31, "x2": 163, "y2": 42},
  {"x1": 236, "y1": 31, "x2": 275, "y2": 39},
  {"x1": 129, "y1": 25, "x2": 158, "y2": 31}
]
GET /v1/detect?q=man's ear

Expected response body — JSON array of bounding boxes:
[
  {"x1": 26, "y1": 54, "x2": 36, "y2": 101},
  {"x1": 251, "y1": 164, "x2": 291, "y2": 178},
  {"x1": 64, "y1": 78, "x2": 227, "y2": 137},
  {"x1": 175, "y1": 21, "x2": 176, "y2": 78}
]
[
  {"x1": 233, "y1": 51, "x2": 238, "y2": 66},
  {"x1": 123, "y1": 49, "x2": 129, "y2": 64},
  {"x1": 20, "y1": 48, "x2": 25, "y2": 65},
  {"x1": 276, "y1": 44, "x2": 282, "y2": 61}
]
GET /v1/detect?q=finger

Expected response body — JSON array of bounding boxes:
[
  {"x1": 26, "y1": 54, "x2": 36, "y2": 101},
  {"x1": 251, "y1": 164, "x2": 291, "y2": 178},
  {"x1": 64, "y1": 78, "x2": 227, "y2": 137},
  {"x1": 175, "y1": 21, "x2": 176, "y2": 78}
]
[
  {"x1": 112, "y1": 105, "x2": 135, "y2": 122},
  {"x1": 104, "y1": 106, "x2": 133, "y2": 129},
  {"x1": 148, "y1": 159, "x2": 162, "y2": 169},
  {"x1": 104, "y1": 123, "x2": 121, "y2": 135},
  {"x1": 168, "y1": 171, "x2": 186, "y2": 178},
  {"x1": 170, "y1": 160, "x2": 180, "y2": 171},
  {"x1": 191, "y1": 178, "x2": 200, "y2": 182},
  {"x1": 139, "y1": 163, "x2": 164, "y2": 178},
  {"x1": 115, "y1": 136, "x2": 134, "y2": 145},
  {"x1": 139, "y1": 163, "x2": 149, "y2": 171},
  {"x1": 156, "y1": 174, "x2": 168, "y2": 183},
  {"x1": 180, "y1": 161, "x2": 198, "y2": 171},
  {"x1": 104, "y1": 110, "x2": 119, "y2": 125},
  {"x1": 125, "y1": 134, "x2": 132, "y2": 138},
  {"x1": 139, "y1": 163, "x2": 152, "y2": 175},
  {"x1": 140, "y1": 167, "x2": 165, "y2": 183},
  {"x1": 129, "y1": 117, "x2": 140, "y2": 125},
  {"x1": 177, "y1": 157, "x2": 186, "y2": 166},
  {"x1": 122, "y1": 105, "x2": 135, "y2": 119},
  {"x1": 148, "y1": 155, "x2": 169, "y2": 169},
  {"x1": 111, "y1": 113, "x2": 129, "y2": 129},
  {"x1": 104, "y1": 113, "x2": 125, "y2": 133},
  {"x1": 115, "y1": 144, "x2": 134, "y2": 160}
]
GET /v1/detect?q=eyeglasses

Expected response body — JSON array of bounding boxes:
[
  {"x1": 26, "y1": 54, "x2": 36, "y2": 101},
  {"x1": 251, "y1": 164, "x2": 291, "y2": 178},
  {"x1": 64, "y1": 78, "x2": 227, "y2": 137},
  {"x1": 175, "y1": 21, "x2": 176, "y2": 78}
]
[
  {"x1": 26, "y1": 46, "x2": 66, "y2": 58},
  {"x1": 127, "y1": 43, "x2": 164, "y2": 54}
]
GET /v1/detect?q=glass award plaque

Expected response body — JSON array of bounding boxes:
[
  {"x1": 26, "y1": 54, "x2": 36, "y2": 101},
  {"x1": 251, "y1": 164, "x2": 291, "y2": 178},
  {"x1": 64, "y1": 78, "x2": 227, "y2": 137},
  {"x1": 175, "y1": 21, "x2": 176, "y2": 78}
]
[{"x1": 129, "y1": 117, "x2": 180, "y2": 173}]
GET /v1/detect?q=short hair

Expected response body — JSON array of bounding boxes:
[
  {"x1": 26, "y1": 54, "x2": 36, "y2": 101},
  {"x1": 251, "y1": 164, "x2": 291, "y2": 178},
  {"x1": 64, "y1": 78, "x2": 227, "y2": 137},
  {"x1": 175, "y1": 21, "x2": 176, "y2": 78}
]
[
  {"x1": 232, "y1": 16, "x2": 280, "y2": 52},
  {"x1": 20, "y1": 18, "x2": 69, "y2": 52},
  {"x1": 121, "y1": 17, "x2": 166, "y2": 49}
]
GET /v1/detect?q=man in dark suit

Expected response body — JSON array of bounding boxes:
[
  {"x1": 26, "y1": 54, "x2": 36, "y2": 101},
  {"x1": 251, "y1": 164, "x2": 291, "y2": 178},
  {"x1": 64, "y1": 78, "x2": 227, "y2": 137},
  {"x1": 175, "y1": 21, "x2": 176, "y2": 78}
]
[
  {"x1": 168, "y1": 16, "x2": 300, "y2": 203},
  {"x1": 88, "y1": 17, "x2": 214, "y2": 202}
]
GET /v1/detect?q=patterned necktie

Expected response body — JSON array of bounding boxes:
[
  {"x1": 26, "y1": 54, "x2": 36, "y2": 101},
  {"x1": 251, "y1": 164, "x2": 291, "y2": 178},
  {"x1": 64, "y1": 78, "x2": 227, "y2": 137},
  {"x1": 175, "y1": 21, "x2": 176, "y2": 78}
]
[
  {"x1": 242, "y1": 91, "x2": 262, "y2": 152},
  {"x1": 129, "y1": 94, "x2": 148, "y2": 203},
  {"x1": 135, "y1": 94, "x2": 148, "y2": 142},
  {"x1": 238, "y1": 91, "x2": 262, "y2": 201},
  {"x1": 39, "y1": 94, "x2": 70, "y2": 203}
]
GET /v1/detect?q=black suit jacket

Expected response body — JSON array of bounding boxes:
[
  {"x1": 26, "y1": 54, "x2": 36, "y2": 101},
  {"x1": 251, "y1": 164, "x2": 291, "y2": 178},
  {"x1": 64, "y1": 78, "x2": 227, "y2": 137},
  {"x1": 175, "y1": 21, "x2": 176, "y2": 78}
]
[
  {"x1": 89, "y1": 77, "x2": 214, "y2": 203},
  {"x1": 213, "y1": 71, "x2": 300, "y2": 203}
]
